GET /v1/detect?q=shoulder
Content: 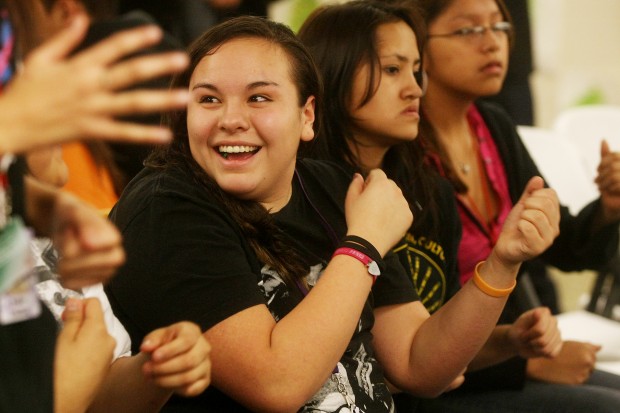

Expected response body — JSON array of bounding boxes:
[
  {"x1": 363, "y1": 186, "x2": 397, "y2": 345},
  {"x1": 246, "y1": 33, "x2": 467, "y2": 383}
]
[
  {"x1": 296, "y1": 158, "x2": 354, "y2": 183},
  {"x1": 111, "y1": 165, "x2": 228, "y2": 231},
  {"x1": 295, "y1": 158, "x2": 353, "y2": 199}
]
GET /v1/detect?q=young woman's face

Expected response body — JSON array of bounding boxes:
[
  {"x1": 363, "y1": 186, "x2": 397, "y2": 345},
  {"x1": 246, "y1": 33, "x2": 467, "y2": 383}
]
[
  {"x1": 348, "y1": 21, "x2": 423, "y2": 149},
  {"x1": 424, "y1": 0, "x2": 509, "y2": 99},
  {"x1": 187, "y1": 37, "x2": 315, "y2": 211}
]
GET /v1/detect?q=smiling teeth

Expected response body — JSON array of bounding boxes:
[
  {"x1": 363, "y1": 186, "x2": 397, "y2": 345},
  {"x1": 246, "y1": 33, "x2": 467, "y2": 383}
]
[{"x1": 218, "y1": 145, "x2": 257, "y2": 154}]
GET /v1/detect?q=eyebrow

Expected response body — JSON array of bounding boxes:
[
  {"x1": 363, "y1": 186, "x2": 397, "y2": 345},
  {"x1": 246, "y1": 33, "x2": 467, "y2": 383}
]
[
  {"x1": 191, "y1": 81, "x2": 280, "y2": 92},
  {"x1": 449, "y1": 10, "x2": 504, "y2": 24},
  {"x1": 380, "y1": 54, "x2": 421, "y2": 66}
]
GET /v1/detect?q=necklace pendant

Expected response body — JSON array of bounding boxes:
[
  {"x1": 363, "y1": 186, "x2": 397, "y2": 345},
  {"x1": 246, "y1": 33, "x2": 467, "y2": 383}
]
[{"x1": 460, "y1": 163, "x2": 471, "y2": 175}]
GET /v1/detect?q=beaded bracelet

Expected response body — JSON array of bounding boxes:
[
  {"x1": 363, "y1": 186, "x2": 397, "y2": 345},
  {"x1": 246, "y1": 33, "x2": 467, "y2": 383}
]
[{"x1": 472, "y1": 261, "x2": 516, "y2": 298}]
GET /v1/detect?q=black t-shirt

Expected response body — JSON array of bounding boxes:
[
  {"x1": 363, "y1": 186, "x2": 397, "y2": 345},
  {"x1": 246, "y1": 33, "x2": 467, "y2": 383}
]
[
  {"x1": 393, "y1": 178, "x2": 461, "y2": 314},
  {"x1": 0, "y1": 306, "x2": 56, "y2": 413},
  {"x1": 106, "y1": 158, "x2": 418, "y2": 412}
]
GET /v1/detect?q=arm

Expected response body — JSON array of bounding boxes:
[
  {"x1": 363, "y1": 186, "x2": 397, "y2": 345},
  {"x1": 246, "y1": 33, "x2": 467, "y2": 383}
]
[
  {"x1": 54, "y1": 298, "x2": 116, "y2": 413},
  {"x1": 204, "y1": 170, "x2": 413, "y2": 412},
  {"x1": 87, "y1": 322, "x2": 211, "y2": 413},
  {"x1": 0, "y1": 14, "x2": 189, "y2": 155},
  {"x1": 24, "y1": 176, "x2": 125, "y2": 289},
  {"x1": 373, "y1": 177, "x2": 562, "y2": 397}
]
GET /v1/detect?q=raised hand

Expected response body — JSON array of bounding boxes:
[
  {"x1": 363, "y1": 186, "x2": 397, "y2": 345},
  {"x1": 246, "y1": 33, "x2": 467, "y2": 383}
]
[
  {"x1": 0, "y1": 14, "x2": 189, "y2": 154},
  {"x1": 344, "y1": 169, "x2": 413, "y2": 256},
  {"x1": 140, "y1": 322, "x2": 211, "y2": 397},
  {"x1": 595, "y1": 139, "x2": 620, "y2": 223},
  {"x1": 507, "y1": 307, "x2": 563, "y2": 359},
  {"x1": 492, "y1": 176, "x2": 560, "y2": 267}
]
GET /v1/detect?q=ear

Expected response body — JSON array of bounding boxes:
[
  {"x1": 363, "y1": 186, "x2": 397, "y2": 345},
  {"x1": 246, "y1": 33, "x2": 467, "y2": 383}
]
[
  {"x1": 300, "y1": 95, "x2": 316, "y2": 142},
  {"x1": 49, "y1": 0, "x2": 89, "y2": 27}
]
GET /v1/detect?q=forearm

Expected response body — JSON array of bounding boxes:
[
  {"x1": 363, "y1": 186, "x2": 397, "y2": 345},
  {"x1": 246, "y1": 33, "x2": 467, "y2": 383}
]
[
  {"x1": 0, "y1": 96, "x2": 51, "y2": 155},
  {"x1": 211, "y1": 256, "x2": 373, "y2": 412},
  {"x1": 23, "y1": 175, "x2": 58, "y2": 235},
  {"x1": 403, "y1": 257, "x2": 518, "y2": 396},
  {"x1": 468, "y1": 325, "x2": 518, "y2": 371},
  {"x1": 87, "y1": 354, "x2": 172, "y2": 413}
]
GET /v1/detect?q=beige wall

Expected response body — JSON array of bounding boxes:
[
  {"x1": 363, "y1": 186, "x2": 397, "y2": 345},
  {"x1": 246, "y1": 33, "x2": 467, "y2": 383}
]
[
  {"x1": 531, "y1": 0, "x2": 620, "y2": 127},
  {"x1": 270, "y1": 0, "x2": 620, "y2": 128}
]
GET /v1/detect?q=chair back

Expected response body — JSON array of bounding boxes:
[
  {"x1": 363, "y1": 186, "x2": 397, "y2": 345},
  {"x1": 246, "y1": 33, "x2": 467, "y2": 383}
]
[
  {"x1": 517, "y1": 125, "x2": 598, "y2": 215},
  {"x1": 553, "y1": 105, "x2": 620, "y2": 182}
]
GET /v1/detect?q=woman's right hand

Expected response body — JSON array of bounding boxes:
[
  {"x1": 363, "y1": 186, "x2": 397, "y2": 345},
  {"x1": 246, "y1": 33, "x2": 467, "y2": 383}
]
[
  {"x1": 508, "y1": 307, "x2": 563, "y2": 359},
  {"x1": 491, "y1": 176, "x2": 560, "y2": 269},
  {"x1": 344, "y1": 170, "x2": 412, "y2": 256}
]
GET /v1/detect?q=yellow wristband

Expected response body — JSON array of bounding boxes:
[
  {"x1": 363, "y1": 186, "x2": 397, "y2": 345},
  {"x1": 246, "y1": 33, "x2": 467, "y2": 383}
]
[{"x1": 472, "y1": 261, "x2": 516, "y2": 298}]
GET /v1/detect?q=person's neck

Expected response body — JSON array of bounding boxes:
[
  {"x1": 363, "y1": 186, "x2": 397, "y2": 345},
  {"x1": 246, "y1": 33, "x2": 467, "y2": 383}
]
[
  {"x1": 347, "y1": 137, "x2": 389, "y2": 173},
  {"x1": 423, "y1": 84, "x2": 475, "y2": 146}
]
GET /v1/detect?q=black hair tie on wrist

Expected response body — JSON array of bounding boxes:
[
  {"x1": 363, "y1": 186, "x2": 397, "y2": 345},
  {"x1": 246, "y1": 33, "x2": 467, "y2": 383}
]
[{"x1": 339, "y1": 235, "x2": 386, "y2": 274}]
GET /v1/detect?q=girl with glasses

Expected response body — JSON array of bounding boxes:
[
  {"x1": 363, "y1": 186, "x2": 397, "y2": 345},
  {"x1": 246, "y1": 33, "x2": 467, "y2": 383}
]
[
  {"x1": 299, "y1": 0, "x2": 564, "y2": 410},
  {"x1": 418, "y1": 0, "x2": 620, "y2": 411}
]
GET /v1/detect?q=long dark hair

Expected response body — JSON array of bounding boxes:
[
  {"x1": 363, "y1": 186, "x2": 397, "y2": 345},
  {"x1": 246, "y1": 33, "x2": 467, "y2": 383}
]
[
  {"x1": 417, "y1": 0, "x2": 513, "y2": 194},
  {"x1": 147, "y1": 16, "x2": 322, "y2": 294},
  {"x1": 298, "y1": 0, "x2": 438, "y2": 235}
]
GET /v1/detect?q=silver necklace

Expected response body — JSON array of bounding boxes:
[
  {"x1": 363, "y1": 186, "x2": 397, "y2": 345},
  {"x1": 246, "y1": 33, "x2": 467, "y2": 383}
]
[{"x1": 459, "y1": 162, "x2": 471, "y2": 175}]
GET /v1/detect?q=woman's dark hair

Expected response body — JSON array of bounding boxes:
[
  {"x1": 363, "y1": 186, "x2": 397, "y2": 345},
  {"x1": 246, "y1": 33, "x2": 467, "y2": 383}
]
[
  {"x1": 148, "y1": 16, "x2": 322, "y2": 294},
  {"x1": 298, "y1": 0, "x2": 438, "y2": 235},
  {"x1": 417, "y1": 0, "x2": 513, "y2": 194}
]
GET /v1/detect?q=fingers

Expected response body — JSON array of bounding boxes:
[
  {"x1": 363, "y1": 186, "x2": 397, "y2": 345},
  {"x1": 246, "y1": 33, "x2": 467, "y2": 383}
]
[
  {"x1": 141, "y1": 324, "x2": 211, "y2": 396},
  {"x1": 57, "y1": 246, "x2": 125, "y2": 288},
  {"x1": 444, "y1": 369, "x2": 466, "y2": 393},
  {"x1": 26, "y1": 14, "x2": 90, "y2": 65},
  {"x1": 142, "y1": 322, "x2": 205, "y2": 363},
  {"x1": 516, "y1": 179, "x2": 560, "y2": 248},
  {"x1": 81, "y1": 298, "x2": 107, "y2": 330},
  {"x1": 595, "y1": 143, "x2": 620, "y2": 193},
  {"x1": 103, "y1": 52, "x2": 189, "y2": 91},
  {"x1": 513, "y1": 307, "x2": 563, "y2": 358},
  {"x1": 519, "y1": 192, "x2": 559, "y2": 238},
  {"x1": 140, "y1": 323, "x2": 186, "y2": 357},
  {"x1": 344, "y1": 169, "x2": 411, "y2": 255},
  {"x1": 345, "y1": 173, "x2": 365, "y2": 201},
  {"x1": 60, "y1": 298, "x2": 85, "y2": 339},
  {"x1": 73, "y1": 25, "x2": 164, "y2": 67},
  {"x1": 89, "y1": 89, "x2": 189, "y2": 117},
  {"x1": 601, "y1": 139, "x2": 611, "y2": 158},
  {"x1": 517, "y1": 176, "x2": 545, "y2": 203}
]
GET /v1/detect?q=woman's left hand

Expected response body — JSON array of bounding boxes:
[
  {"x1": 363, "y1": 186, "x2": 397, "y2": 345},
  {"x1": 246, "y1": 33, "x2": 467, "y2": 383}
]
[{"x1": 595, "y1": 140, "x2": 620, "y2": 223}]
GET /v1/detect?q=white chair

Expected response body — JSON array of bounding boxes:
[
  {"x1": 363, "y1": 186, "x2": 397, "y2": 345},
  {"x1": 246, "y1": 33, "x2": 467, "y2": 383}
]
[
  {"x1": 553, "y1": 104, "x2": 620, "y2": 183},
  {"x1": 517, "y1": 125, "x2": 598, "y2": 215}
]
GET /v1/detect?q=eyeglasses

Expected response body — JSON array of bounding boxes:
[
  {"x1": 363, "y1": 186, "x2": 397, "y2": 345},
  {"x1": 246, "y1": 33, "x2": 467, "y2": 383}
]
[{"x1": 428, "y1": 21, "x2": 512, "y2": 44}]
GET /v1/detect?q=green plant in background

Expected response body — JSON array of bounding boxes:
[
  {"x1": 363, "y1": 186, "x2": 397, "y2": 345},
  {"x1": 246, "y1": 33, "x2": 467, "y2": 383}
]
[
  {"x1": 289, "y1": 0, "x2": 320, "y2": 33},
  {"x1": 574, "y1": 87, "x2": 606, "y2": 106}
]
